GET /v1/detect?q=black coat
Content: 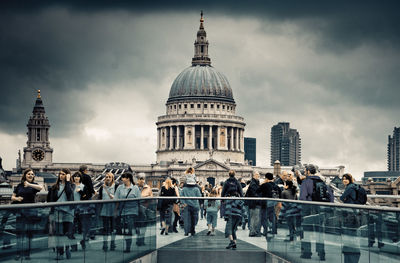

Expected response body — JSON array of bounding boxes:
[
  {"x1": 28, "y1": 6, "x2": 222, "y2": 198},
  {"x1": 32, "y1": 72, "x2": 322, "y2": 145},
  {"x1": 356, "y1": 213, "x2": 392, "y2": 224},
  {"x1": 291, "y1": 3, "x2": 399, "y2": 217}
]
[
  {"x1": 245, "y1": 178, "x2": 261, "y2": 209},
  {"x1": 47, "y1": 181, "x2": 73, "y2": 202},
  {"x1": 81, "y1": 172, "x2": 95, "y2": 199}
]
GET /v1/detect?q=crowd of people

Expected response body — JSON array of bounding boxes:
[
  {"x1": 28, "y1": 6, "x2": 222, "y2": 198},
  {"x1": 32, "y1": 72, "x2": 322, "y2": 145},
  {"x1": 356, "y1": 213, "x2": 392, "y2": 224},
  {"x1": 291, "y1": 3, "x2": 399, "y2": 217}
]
[{"x1": 5, "y1": 163, "x2": 397, "y2": 263}]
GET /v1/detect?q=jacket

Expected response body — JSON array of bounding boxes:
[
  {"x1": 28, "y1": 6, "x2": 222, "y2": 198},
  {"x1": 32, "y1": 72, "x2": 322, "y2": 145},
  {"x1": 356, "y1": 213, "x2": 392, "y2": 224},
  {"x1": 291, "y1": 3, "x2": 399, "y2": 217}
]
[
  {"x1": 340, "y1": 183, "x2": 357, "y2": 204},
  {"x1": 245, "y1": 178, "x2": 260, "y2": 208},
  {"x1": 221, "y1": 177, "x2": 243, "y2": 197},
  {"x1": 47, "y1": 181, "x2": 73, "y2": 202},
  {"x1": 225, "y1": 199, "x2": 245, "y2": 217},
  {"x1": 299, "y1": 175, "x2": 334, "y2": 202},
  {"x1": 181, "y1": 185, "x2": 201, "y2": 209}
]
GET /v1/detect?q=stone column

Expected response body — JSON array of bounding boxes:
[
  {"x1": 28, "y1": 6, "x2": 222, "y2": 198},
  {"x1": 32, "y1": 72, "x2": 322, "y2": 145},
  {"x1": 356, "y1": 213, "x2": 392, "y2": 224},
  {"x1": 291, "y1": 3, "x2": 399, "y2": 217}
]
[
  {"x1": 230, "y1": 127, "x2": 234, "y2": 151},
  {"x1": 235, "y1": 128, "x2": 239, "y2": 151},
  {"x1": 223, "y1": 126, "x2": 228, "y2": 150},
  {"x1": 176, "y1": 125, "x2": 180, "y2": 149},
  {"x1": 200, "y1": 125, "x2": 204, "y2": 149},
  {"x1": 209, "y1": 125, "x2": 213, "y2": 150},
  {"x1": 217, "y1": 126, "x2": 221, "y2": 150},
  {"x1": 240, "y1": 128, "x2": 244, "y2": 151},
  {"x1": 184, "y1": 126, "x2": 187, "y2": 150},
  {"x1": 169, "y1": 126, "x2": 174, "y2": 150},
  {"x1": 157, "y1": 128, "x2": 160, "y2": 150}
]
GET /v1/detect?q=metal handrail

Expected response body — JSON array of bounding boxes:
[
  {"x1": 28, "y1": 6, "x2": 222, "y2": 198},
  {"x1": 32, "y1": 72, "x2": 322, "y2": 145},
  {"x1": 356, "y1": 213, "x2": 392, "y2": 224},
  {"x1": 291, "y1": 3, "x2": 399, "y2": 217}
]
[{"x1": 1, "y1": 196, "x2": 400, "y2": 212}]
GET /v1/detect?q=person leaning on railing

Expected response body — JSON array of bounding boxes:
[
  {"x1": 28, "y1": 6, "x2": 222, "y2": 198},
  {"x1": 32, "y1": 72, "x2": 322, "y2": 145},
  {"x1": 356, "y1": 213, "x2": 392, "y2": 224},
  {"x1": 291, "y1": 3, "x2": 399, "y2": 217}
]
[
  {"x1": 339, "y1": 173, "x2": 362, "y2": 263},
  {"x1": 11, "y1": 168, "x2": 43, "y2": 261}
]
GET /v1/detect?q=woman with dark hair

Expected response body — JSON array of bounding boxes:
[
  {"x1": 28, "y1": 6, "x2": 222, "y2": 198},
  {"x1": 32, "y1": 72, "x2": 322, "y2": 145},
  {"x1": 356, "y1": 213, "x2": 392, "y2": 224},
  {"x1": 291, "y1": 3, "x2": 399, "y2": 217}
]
[
  {"x1": 340, "y1": 173, "x2": 361, "y2": 263},
  {"x1": 11, "y1": 168, "x2": 43, "y2": 260},
  {"x1": 159, "y1": 178, "x2": 176, "y2": 235},
  {"x1": 340, "y1": 173, "x2": 357, "y2": 204},
  {"x1": 71, "y1": 171, "x2": 93, "y2": 250},
  {"x1": 98, "y1": 172, "x2": 118, "y2": 251},
  {"x1": 47, "y1": 168, "x2": 74, "y2": 260},
  {"x1": 115, "y1": 172, "x2": 141, "y2": 253}
]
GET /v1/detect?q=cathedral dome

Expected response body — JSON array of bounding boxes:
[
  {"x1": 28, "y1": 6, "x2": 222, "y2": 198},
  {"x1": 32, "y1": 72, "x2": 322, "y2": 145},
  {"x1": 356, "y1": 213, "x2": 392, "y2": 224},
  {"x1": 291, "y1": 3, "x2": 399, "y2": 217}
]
[{"x1": 167, "y1": 65, "x2": 234, "y2": 103}]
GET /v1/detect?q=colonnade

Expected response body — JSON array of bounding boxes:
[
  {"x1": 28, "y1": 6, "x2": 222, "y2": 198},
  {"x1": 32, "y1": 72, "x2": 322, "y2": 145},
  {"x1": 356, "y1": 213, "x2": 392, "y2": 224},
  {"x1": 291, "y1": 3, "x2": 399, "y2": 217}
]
[{"x1": 157, "y1": 124, "x2": 244, "y2": 152}]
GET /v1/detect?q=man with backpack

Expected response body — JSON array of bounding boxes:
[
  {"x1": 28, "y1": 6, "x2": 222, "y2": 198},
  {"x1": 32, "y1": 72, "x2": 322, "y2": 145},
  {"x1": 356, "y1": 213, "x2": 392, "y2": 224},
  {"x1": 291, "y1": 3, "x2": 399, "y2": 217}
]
[
  {"x1": 299, "y1": 164, "x2": 333, "y2": 261},
  {"x1": 221, "y1": 170, "x2": 243, "y2": 197},
  {"x1": 258, "y1": 173, "x2": 282, "y2": 238}
]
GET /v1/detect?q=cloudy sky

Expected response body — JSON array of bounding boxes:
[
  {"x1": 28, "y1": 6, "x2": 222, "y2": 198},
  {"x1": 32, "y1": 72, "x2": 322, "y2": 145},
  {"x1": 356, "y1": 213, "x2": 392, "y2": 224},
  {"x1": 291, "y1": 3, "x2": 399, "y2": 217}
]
[{"x1": 0, "y1": 1, "x2": 399, "y2": 179}]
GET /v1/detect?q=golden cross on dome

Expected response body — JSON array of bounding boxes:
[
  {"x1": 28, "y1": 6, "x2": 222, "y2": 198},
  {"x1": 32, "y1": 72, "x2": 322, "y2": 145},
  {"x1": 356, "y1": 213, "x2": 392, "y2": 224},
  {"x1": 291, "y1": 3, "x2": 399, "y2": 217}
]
[{"x1": 37, "y1": 90, "x2": 41, "y2": 98}]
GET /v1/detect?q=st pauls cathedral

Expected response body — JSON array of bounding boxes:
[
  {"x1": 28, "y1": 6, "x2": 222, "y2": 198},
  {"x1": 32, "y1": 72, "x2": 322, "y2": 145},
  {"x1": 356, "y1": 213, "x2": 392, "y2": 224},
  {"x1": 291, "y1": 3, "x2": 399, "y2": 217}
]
[{"x1": 16, "y1": 13, "x2": 343, "y2": 189}]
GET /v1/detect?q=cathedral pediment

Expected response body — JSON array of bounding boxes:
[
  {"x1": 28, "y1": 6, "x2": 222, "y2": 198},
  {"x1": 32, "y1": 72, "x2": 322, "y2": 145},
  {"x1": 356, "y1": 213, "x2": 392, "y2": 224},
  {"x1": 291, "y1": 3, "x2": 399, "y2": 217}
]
[{"x1": 194, "y1": 159, "x2": 230, "y2": 171}]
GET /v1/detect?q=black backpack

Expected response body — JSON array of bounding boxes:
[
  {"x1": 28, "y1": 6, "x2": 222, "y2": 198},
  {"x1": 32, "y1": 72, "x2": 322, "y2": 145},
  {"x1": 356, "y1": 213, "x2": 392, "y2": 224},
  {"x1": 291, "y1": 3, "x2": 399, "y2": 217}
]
[
  {"x1": 225, "y1": 180, "x2": 239, "y2": 196},
  {"x1": 354, "y1": 185, "x2": 367, "y2": 204},
  {"x1": 310, "y1": 178, "x2": 330, "y2": 202}
]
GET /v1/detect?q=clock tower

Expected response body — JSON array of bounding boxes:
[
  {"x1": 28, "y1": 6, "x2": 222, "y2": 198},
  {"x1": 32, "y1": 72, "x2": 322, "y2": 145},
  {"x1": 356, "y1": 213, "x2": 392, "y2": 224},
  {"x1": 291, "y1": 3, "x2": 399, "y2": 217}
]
[{"x1": 22, "y1": 90, "x2": 53, "y2": 169}]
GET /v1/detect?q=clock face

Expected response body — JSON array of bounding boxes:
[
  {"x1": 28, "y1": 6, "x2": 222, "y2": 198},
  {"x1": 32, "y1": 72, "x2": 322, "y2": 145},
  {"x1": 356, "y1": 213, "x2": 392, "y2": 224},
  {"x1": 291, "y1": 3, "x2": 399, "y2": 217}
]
[{"x1": 32, "y1": 149, "x2": 45, "y2": 162}]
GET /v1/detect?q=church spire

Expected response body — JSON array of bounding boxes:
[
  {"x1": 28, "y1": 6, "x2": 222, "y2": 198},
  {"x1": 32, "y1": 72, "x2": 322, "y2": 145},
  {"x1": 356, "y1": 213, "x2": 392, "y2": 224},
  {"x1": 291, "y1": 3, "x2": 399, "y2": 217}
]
[{"x1": 192, "y1": 11, "x2": 211, "y2": 66}]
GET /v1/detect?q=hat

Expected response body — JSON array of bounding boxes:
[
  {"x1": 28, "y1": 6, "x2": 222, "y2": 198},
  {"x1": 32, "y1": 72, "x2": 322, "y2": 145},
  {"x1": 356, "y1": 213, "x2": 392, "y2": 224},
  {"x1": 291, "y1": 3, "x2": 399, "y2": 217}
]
[{"x1": 185, "y1": 174, "x2": 196, "y2": 185}]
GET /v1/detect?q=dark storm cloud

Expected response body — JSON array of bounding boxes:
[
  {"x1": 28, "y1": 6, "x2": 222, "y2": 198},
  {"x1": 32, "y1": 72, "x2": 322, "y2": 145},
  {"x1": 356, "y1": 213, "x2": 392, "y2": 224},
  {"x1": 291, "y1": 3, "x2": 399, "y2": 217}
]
[
  {"x1": 1, "y1": 1, "x2": 399, "y2": 137},
  {"x1": 0, "y1": 10, "x2": 188, "y2": 136},
  {"x1": 2, "y1": 0, "x2": 400, "y2": 49}
]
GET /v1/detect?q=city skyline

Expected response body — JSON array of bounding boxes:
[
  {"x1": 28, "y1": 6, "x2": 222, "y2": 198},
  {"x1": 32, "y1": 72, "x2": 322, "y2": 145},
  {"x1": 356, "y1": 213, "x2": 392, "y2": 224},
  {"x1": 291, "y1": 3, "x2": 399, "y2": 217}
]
[{"x1": 1, "y1": 2, "x2": 400, "y2": 179}]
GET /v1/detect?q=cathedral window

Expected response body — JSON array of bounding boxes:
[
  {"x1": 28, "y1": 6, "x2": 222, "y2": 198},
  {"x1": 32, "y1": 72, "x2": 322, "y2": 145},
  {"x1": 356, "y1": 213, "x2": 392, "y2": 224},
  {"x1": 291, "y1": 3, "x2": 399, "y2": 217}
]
[
  {"x1": 174, "y1": 105, "x2": 177, "y2": 109},
  {"x1": 211, "y1": 104, "x2": 214, "y2": 109},
  {"x1": 222, "y1": 105, "x2": 225, "y2": 110},
  {"x1": 184, "y1": 104, "x2": 187, "y2": 109},
  {"x1": 179, "y1": 104, "x2": 182, "y2": 109},
  {"x1": 191, "y1": 104, "x2": 194, "y2": 108},
  {"x1": 204, "y1": 104, "x2": 207, "y2": 108},
  {"x1": 36, "y1": 128, "x2": 41, "y2": 141},
  {"x1": 197, "y1": 104, "x2": 201, "y2": 108},
  {"x1": 217, "y1": 105, "x2": 220, "y2": 109}
]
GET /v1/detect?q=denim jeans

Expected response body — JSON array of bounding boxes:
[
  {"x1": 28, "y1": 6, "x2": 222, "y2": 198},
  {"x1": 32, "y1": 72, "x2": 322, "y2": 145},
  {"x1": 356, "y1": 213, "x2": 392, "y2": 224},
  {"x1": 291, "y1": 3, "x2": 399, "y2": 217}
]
[
  {"x1": 183, "y1": 206, "x2": 199, "y2": 235},
  {"x1": 249, "y1": 207, "x2": 261, "y2": 235}
]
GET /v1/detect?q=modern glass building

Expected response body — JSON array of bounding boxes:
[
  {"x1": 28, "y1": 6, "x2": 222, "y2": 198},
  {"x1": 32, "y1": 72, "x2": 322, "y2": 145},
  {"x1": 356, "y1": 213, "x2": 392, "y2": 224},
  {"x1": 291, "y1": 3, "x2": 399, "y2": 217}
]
[
  {"x1": 244, "y1": 137, "x2": 256, "y2": 166},
  {"x1": 388, "y1": 127, "x2": 400, "y2": 171},
  {"x1": 270, "y1": 122, "x2": 301, "y2": 166}
]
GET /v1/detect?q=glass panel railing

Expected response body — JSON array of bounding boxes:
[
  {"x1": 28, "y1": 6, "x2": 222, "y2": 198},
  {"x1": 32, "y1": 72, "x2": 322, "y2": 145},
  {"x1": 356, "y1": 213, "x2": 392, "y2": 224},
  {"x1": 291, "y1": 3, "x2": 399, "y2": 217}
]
[
  {"x1": 156, "y1": 196, "x2": 400, "y2": 263},
  {"x1": 0, "y1": 199, "x2": 157, "y2": 262},
  {"x1": 1, "y1": 197, "x2": 399, "y2": 263}
]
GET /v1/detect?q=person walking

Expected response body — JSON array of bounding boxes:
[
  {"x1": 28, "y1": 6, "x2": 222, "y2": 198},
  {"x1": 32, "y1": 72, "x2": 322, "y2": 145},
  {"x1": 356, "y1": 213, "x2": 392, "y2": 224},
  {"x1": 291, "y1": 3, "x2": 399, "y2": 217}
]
[
  {"x1": 299, "y1": 164, "x2": 333, "y2": 261},
  {"x1": 204, "y1": 189, "x2": 220, "y2": 236},
  {"x1": 115, "y1": 172, "x2": 141, "y2": 253},
  {"x1": 170, "y1": 178, "x2": 181, "y2": 233},
  {"x1": 224, "y1": 193, "x2": 245, "y2": 250},
  {"x1": 11, "y1": 168, "x2": 43, "y2": 260},
  {"x1": 160, "y1": 178, "x2": 176, "y2": 235},
  {"x1": 258, "y1": 173, "x2": 281, "y2": 238},
  {"x1": 181, "y1": 168, "x2": 201, "y2": 236},
  {"x1": 245, "y1": 171, "x2": 261, "y2": 237}
]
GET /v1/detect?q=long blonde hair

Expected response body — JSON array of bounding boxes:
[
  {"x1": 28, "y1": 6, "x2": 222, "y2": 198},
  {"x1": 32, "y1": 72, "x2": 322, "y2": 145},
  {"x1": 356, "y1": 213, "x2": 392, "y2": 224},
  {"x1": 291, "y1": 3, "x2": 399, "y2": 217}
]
[{"x1": 164, "y1": 178, "x2": 173, "y2": 190}]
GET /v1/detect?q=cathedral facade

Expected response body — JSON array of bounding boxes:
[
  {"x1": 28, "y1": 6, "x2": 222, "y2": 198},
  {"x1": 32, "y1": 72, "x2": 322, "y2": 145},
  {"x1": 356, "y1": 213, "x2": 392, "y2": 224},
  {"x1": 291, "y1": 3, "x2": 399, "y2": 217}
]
[{"x1": 156, "y1": 12, "x2": 246, "y2": 165}]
